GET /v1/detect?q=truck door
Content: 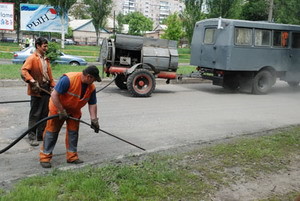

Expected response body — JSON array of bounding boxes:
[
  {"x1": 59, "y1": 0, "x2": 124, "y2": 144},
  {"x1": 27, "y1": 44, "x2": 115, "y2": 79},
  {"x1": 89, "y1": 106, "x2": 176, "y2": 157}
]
[{"x1": 200, "y1": 27, "x2": 217, "y2": 68}]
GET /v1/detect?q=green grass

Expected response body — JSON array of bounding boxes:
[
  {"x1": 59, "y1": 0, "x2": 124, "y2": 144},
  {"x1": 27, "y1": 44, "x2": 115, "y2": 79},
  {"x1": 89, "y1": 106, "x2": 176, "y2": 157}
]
[
  {"x1": 0, "y1": 43, "x2": 191, "y2": 61},
  {"x1": 178, "y1": 48, "x2": 190, "y2": 54},
  {"x1": 0, "y1": 52, "x2": 13, "y2": 59},
  {"x1": 0, "y1": 42, "x2": 19, "y2": 52},
  {"x1": 0, "y1": 64, "x2": 96, "y2": 80},
  {"x1": 0, "y1": 42, "x2": 100, "y2": 56},
  {"x1": 0, "y1": 127, "x2": 300, "y2": 200},
  {"x1": 176, "y1": 65, "x2": 197, "y2": 75},
  {"x1": 62, "y1": 45, "x2": 99, "y2": 57}
]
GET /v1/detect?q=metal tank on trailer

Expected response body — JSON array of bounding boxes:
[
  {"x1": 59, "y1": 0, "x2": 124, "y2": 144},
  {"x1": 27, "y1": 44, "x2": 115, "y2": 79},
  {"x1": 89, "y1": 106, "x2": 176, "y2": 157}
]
[{"x1": 100, "y1": 34, "x2": 178, "y2": 97}]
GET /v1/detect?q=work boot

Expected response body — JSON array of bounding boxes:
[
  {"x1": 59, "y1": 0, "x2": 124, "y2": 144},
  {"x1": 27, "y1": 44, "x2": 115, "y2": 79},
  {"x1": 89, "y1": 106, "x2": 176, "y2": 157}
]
[
  {"x1": 67, "y1": 159, "x2": 84, "y2": 164},
  {"x1": 28, "y1": 133, "x2": 39, "y2": 146},
  {"x1": 40, "y1": 162, "x2": 51, "y2": 168},
  {"x1": 29, "y1": 139, "x2": 39, "y2": 146}
]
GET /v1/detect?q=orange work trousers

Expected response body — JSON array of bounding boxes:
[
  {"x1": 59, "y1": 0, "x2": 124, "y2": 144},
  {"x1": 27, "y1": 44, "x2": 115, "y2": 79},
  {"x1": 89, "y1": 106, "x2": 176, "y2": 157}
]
[{"x1": 39, "y1": 112, "x2": 81, "y2": 163}]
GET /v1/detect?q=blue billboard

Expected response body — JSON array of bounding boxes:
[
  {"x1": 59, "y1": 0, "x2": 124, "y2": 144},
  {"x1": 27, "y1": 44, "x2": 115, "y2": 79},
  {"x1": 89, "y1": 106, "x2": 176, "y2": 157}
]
[{"x1": 20, "y1": 4, "x2": 68, "y2": 33}]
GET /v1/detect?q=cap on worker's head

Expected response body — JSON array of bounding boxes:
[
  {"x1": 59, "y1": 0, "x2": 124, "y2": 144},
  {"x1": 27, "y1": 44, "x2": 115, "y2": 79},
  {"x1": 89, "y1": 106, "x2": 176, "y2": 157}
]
[{"x1": 83, "y1": 65, "x2": 101, "y2": 82}]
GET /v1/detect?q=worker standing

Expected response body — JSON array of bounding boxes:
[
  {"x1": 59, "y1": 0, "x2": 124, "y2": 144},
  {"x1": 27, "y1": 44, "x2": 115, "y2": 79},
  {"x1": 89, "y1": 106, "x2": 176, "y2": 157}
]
[
  {"x1": 25, "y1": 37, "x2": 30, "y2": 48},
  {"x1": 21, "y1": 37, "x2": 55, "y2": 146},
  {"x1": 39, "y1": 65, "x2": 101, "y2": 168}
]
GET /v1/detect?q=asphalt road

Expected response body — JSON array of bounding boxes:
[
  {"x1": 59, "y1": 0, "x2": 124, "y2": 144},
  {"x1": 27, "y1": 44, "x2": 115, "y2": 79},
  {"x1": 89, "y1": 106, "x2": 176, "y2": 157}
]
[{"x1": 1, "y1": 81, "x2": 300, "y2": 184}]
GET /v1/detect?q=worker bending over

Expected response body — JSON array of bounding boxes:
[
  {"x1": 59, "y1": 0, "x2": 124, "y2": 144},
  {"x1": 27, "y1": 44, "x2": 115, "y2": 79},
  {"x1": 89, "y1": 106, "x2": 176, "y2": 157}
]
[{"x1": 40, "y1": 65, "x2": 101, "y2": 168}]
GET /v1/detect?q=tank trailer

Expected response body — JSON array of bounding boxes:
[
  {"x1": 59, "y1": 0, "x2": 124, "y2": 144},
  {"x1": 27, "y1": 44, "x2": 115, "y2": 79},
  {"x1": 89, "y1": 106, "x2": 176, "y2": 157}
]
[{"x1": 100, "y1": 34, "x2": 179, "y2": 97}]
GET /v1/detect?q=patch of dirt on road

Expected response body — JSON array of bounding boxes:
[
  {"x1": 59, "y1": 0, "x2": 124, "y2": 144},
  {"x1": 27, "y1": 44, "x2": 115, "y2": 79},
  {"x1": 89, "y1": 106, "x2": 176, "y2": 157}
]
[{"x1": 212, "y1": 160, "x2": 300, "y2": 201}]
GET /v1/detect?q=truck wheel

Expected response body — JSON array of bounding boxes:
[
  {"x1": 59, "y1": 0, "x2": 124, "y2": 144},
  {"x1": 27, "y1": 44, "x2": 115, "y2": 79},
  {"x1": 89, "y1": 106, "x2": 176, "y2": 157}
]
[
  {"x1": 287, "y1": 81, "x2": 299, "y2": 87},
  {"x1": 127, "y1": 69, "x2": 156, "y2": 97},
  {"x1": 252, "y1": 70, "x2": 273, "y2": 94},
  {"x1": 115, "y1": 74, "x2": 127, "y2": 90}
]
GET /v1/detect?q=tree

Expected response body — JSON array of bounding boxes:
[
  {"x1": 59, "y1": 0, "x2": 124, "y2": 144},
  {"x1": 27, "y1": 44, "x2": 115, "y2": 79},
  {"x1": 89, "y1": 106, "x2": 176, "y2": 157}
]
[
  {"x1": 180, "y1": 0, "x2": 206, "y2": 44},
  {"x1": 161, "y1": 13, "x2": 184, "y2": 43},
  {"x1": 116, "y1": 13, "x2": 126, "y2": 34},
  {"x1": 69, "y1": 3, "x2": 90, "y2": 19},
  {"x1": 240, "y1": 0, "x2": 269, "y2": 21},
  {"x1": 206, "y1": 0, "x2": 243, "y2": 18},
  {"x1": 273, "y1": 0, "x2": 300, "y2": 25},
  {"x1": 46, "y1": 0, "x2": 77, "y2": 48},
  {"x1": 46, "y1": 42, "x2": 60, "y2": 64},
  {"x1": 84, "y1": 0, "x2": 112, "y2": 46},
  {"x1": 123, "y1": 12, "x2": 153, "y2": 36}
]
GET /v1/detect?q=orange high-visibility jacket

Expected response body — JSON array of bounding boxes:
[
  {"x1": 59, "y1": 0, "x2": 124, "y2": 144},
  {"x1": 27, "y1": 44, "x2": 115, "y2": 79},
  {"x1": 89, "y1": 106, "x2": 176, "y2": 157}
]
[
  {"x1": 49, "y1": 72, "x2": 95, "y2": 116},
  {"x1": 21, "y1": 52, "x2": 55, "y2": 96}
]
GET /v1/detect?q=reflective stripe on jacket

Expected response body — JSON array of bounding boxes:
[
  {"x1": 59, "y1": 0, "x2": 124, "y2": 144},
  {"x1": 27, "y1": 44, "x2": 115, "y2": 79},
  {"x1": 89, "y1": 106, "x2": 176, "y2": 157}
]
[{"x1": 49, "y1": 72, "x2": 95, "y2": 115}]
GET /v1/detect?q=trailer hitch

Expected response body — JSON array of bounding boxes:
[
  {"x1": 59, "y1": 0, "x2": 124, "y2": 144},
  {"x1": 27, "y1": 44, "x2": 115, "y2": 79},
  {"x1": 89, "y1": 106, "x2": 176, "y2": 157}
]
[{"x1": 177, "y1": 71, "x2": 203, "y2": 81}]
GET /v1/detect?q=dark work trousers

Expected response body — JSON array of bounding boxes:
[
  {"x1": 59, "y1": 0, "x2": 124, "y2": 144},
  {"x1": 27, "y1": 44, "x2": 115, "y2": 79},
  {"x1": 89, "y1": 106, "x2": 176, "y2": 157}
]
[{"x1": 28, "y1": 95, "x2": 50, "y2": 140}]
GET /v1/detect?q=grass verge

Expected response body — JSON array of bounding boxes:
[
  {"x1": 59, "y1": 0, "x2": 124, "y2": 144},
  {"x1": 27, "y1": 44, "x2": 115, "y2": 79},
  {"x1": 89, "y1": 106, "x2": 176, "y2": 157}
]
[
  {"x1": 0, "y1": 126, "x2": 300, "y2": 200},
  {"x1": 0, "y1": 52, "x2": 13, "y2": 59},
  {"x1": 0, "y1": 64, "x2": 89, "y2": 80},
  {"x1": 0, "y1": 44, "x2": 190, "y2": 61}
]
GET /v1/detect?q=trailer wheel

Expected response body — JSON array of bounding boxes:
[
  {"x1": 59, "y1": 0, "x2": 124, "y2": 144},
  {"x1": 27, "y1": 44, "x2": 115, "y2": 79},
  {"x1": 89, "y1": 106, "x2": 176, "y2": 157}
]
[
  {"x1": 252, "y1": 70, "x2": 273, "y2": 94},
  {"x1": 127, "y1": 69, "x2": 156, "y2": 97},
  {"x1": 115, "y1": 74, "x2": 127, "y2": 90},
  {"x1": 287, "y1": 81, "x2": 299, "y2": 87}
]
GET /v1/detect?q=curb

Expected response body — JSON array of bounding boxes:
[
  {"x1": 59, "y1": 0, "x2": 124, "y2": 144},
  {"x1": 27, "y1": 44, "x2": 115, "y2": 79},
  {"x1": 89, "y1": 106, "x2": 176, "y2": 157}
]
[{"x1": 0, "y1": 80, "x2": 27, "y2": 87}]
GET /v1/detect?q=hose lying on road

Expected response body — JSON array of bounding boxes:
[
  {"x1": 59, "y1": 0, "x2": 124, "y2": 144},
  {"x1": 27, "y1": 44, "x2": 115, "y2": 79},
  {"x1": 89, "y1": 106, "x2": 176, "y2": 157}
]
[
  {"x1": 0, "y1": 100, "x2": 30, "y2": 104},
  {"x1": 0, "y1": 78, "x2": 116, "y2": 104},
  {"x1": 68, "y1": 116, "x2": 146, "y2": 151},
  {"x1": 0, "y1": 114, "x2": 58, "y2": 154},
  {"x1": 0, "y1": 114, "x2": 146, "y2": 154}
]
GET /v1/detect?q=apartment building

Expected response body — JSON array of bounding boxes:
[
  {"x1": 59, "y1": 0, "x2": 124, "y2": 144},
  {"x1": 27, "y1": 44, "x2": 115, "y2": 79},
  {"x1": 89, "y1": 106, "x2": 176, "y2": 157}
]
[{"x1": 112, "y1": 0, "x2": 185, "y2": 26}]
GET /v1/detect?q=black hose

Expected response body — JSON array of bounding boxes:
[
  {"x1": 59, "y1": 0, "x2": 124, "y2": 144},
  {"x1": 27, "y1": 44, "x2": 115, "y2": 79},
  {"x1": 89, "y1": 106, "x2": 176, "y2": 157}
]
[
  {"x1": 96, "y1": 76, "x2": 116, "y2": 93},
  {"x1": 0, "y1": 114, "x2": 59, "y2": 154},
  {"x1": 1, "y1": 77, "x2": 144, "y2": 153},
  {"x1": 1, "y1": 78, "x2": 116, "y2": 105},
  {"x1": 68, "y1": 116, "x2": 146, "y2": 151},
  {"x1": 0, "y1": 100, "x2": 30, "y2": 104},
  {"x1": 1, "y1": 114, "x2": 146, "y2": 154}
]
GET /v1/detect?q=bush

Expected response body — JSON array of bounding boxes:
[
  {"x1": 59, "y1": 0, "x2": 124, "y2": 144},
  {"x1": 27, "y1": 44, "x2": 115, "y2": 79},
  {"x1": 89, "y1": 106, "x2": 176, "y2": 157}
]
[{"x1": 46, "y1": 42, "x2": 60, "y2": 63}]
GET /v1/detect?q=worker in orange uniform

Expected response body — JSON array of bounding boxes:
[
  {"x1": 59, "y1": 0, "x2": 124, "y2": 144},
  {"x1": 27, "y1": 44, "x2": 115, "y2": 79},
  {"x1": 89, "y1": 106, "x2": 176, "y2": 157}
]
[
  {"x1": 281, "y1": 31, "x2": 289, "y2": 47},
  {"x1": 21, "y1": 37, "x2": 55, "y2": 146},
  {"x1": 39, "y1": 65, "x2": 101, "y2": 168}
]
